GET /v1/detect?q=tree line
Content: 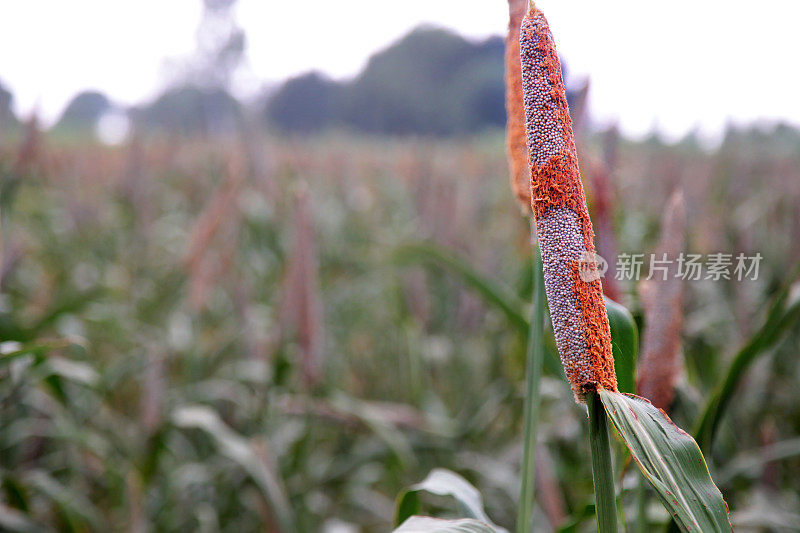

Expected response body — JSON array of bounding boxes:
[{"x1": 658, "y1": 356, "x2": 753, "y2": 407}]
[{"x1": 1, "y1": 26, "x2": 578, "y2": 138}]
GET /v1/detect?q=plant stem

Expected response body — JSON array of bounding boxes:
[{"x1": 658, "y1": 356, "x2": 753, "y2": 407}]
[
  {"x1": 587, "y1": 391, "x2": 618, "y2": 532},
  {"x1": 516, "y1": 220, "x2": 545, "y2": 533},
  {"x1": 636, "y1": 473, "x2": 648, "y2": 533}
]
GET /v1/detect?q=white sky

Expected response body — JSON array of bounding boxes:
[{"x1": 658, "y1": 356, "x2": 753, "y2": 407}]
[{"x1": 2, "y1": 0, "x2": 799, "y2": 140}]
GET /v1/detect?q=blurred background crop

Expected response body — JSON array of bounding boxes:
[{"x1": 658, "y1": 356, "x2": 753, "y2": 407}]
[{"x1": 1, "y1": 0, "x2": 799, "y2": 531}]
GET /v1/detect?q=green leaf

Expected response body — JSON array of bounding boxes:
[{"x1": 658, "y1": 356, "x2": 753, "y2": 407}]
[
  {"x1": 718, "y1": 436, "x2": 800, "y2": 484},
  {"x1": 393, "y1": 242, "x2": 561, "y2": 375},
  {"x1": 28, "y1": 288, "x2": 104, "y2": 335},
  {"x1": 517, "y1": 242, "x2": 545, "y2": 533},
  {"x1": 555, "y1": 503, "x2": 596, "y2": 532},
  {"x1": 693, "y1": 276, "x2": 800, "y2": 451},
  {"x1": 26, "y1": 470, "x2": 104, "y2": 531},
  {"x1": 0, "y1": 503, "x2": 35, "y2": 532},
  {"x1": 604, "y1": 297, "x2": 638, "y2": 394},
  {"x1": 329, "y1": 393, "x2": 418, "y2": 465},
  {"x1": 394, "y1": 469, "x2": 507, "y2": 533},
  {"x1": 0, "y1": 338, "x2": 80, "y2": 369},
  {"x1": 172, "y1": 405, "x2": 295, "y2": 532},
  {"x1": 393, "y1": 242, "x2": 528, "y2": 336},
  {"x1": 45, "y1": 358, "x2": 99, "y2": 386},
  {"x1": 599, "y1": 390, "x2": 731, "y2": 532},
  {"x1": 395, "y1": 516, "x2": 499, "y2": 532},
  {"x1": 586, "y1": 392, "x2": 619, "y2": 533}
]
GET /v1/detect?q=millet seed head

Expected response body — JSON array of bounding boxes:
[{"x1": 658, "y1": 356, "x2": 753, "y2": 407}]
[
  {"x1": 637, "y1": 191, "x2": 686, "y2": 410},
  {"x1": 520, "y1": 3, "x2": 617, "y2": 401}
]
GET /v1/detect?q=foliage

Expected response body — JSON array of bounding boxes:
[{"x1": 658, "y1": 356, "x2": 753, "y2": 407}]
[
  {"x1": 0, "y1": 125, "x2": 799, "y2": 530},
  {"x1": 693, "y1": 264, "x2": 800, "y2": 451},
  {"x1": 396, "y1": 516, "x2": 500, "y2": 533},
  {"x1": 394, "y1": 468, "x2": 507, "y2": 533},
  {"x1": 604, "y1": 297, "x2": 638, "y2": 394},
  {"x1": 265, "y1": 27, "x2": 540, "y2": 136},
  {"x1": 265, "y1": 73, "x2": 341, "y2": 135},
  {"x1": 600, "y1": 391, "x2": 732, "y2": 531},
  {"x1": 0, "y1": 79, "x2": 20, "y2": 131},
  {"x1": 52, "y1": 92, "x2": 111, "y2": 134},
  {"x1": 129, "y1": 84, "x2": 242, "y2": 136}
]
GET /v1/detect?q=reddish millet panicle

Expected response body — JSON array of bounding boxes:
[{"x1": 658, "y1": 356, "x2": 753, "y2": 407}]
[
  {"x1": 520, "y1": 3, "x2": 617, "y2": 401},
  {"x1": 505, "y1": 0, "x2": 530, "y2": 212},
  {"x1": 637, "y1": 190, "x2": 686, "y2": 410},
  {"x1": 282, "y1": 184, "x2": 325, "y2": 389}
]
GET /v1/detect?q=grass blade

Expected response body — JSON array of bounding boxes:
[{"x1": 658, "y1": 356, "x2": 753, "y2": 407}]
[
  {"x1": 395, "y1": 516, "x2": 500, "y2": 533},
  {"x1": 604, "y1": 297, "x2": 638, "y2": 394},
  {"x1": 0, "y1": 338, "x2": 79, "y2": 369},
  {"x1": 394, "y1": 468, "x2": 508, "y2": 533},
  {"x1": 172, "y1": 405, "x2": 295, "y2": 532},
  {"x1": 0, "y1": 503, "x2": 35, "y2": 532},
  {"x1": 394, "y1": 242, "x2": 528, "y2": 336},
  {"x1": 600, "y1": 390, "x2": 732, "y2": 532},
  {"x1": 718, "y1": 436, "x2": 800, "y2": 484},
  {"x1": 26, "y1": 471, "x2": 103, "y2": 531},
  {"x1": 693, "y1": 266, "x2": 800, "y2": 451},
  {"x1": 393, "y1": 241, "x2": 562, "y2": 375},
  {"x1": 587, "y1": 392, "x2": 618, "y2": 533},
  {"x1": 516, "y1": 237, "x2": 545, "y2": 533}
]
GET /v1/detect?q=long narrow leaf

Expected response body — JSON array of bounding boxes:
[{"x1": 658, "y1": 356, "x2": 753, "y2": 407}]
[
  {"x1": 0, "y1": 503, "x2": 35, "y2": 532},
  {"x1": 693, "y1": 273, "x2": 800, "y2": 451},
  {"x1": 393, "y1": 242, "x2": 561, "y2": 375},
  {"x1": 718, "y1": 436, "x2": 800, "y2": 484},
  {"x1": 172, "y1": 405, "x2": 295, "y2": 532},
  {"x1": 0, "y1": 338, "x2": 79, "y2": 369},
  {"x1": 599, "y1": 390, "x2": 731, "y2": 532},
  {"x1": 394, "y1": 242, "x2": 528, "y2": 335},
  {"x1": 604, "y1": 297, "x2": 638, "y2": 394},
  {"x1": 394, "y1": 469, "x2": 507, "y2": 533},
  {"x1": 517, "y1": 239, "x2": 544, "y2": 533},
  {"x1": 395, "y1": 516, "x2": 499, "y2": 533},
  {"x1": 26, "y1": 470, "x2": 104, "y2": 531}
]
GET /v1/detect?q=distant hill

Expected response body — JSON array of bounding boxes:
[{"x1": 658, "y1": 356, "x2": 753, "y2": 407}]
[{"x1": 265, "y1": 26, "x2": 509, "y2": 136}]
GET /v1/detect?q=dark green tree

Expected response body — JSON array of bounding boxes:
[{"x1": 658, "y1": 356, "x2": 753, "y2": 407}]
[
  {"x1": 264, "y1": 73, "x2": 340, "y2": 134},
  {"x1": 264, "y1": 27, "x2": 509, "y2": 136},
  {"x1": 52, "y1": 91, "x2": 111, "y2": 134},
  {"x1": 0, "y1": 80, "x2": 19, "y2": 132},
  {"x1": 130, "y1": 85, "x2": 241, "y2": 136}
]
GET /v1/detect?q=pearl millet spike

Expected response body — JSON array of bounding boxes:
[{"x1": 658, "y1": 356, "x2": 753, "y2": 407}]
[{"x1": 519, "y1": 2, "x2": 617, "y2": 401}]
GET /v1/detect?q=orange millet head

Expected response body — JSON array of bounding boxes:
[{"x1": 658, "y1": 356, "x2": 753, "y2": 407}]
[
  {"x1": 505, "y1": 0, "x2": 530, "y2": 212},
  {"x1": 520, "y1": 3, "x2": 617, "y2": 401}
]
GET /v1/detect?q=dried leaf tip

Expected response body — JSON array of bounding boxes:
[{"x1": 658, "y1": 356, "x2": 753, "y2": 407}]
[{"x1": 520, "y1": 6, "x2": 617, "y2": 401}]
